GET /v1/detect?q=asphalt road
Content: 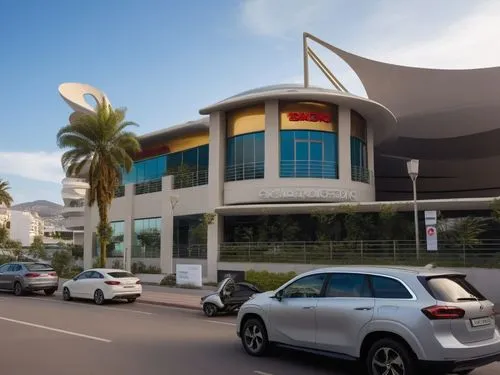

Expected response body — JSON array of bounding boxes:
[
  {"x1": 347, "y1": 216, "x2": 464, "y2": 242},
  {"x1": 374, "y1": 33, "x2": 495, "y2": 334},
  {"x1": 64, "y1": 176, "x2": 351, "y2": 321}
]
[{"x1": 0, "y1": 293, "x2": 499, "y2": 375}]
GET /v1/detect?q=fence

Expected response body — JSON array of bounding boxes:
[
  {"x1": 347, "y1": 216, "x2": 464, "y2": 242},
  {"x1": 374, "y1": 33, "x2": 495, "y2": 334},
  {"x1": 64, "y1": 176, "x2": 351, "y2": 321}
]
[
  {"x1": 219, "y1": 240, "x2": 500, "y2": 268},
  {"x1": 225, "y1": 161, "x2": 264, "y2": 181},
  {"x1": 280, "y1": 160, "x2": 337, "y2": 179},
  {"x1": 173, "y1": 169, "x2": 209, "y2": 189},
  {"x1": 173, "y1": 244, "x2": 207, "y2": 259},
  {"x1": 135, "y1": 179, "x2": 162, "y2": 195}
]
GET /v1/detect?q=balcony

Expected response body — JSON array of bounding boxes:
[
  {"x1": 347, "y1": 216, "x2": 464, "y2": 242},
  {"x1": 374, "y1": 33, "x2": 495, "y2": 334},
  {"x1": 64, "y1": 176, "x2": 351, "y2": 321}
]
[
  {"x1": 63, "y1": 215, "x2": 84, "y2": 230},
  {"x1": 351, "y1": 166, "x2": 372, "y2": 184},
  {"x1": 173, "y1": 169, "x2": 208, "y2": 189},
  {"x1": 115, "y1": 185, "x2": 125, "y2": 198},
  {"x1": 280, "y1": 160, "x2": 337, "y2": 179},
  {"x1": 135, "y1": 179, "x2": 162, "y2": 195},
  {"x1": 225, "y1": 162, "x2": 264, "y2": 182}
]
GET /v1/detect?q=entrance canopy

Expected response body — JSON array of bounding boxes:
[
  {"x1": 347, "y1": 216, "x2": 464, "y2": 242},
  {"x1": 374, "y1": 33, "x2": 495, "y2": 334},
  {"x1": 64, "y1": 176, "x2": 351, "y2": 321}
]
[{"x1": 215, "y1": 197, "x2": 496, "y2": 216}]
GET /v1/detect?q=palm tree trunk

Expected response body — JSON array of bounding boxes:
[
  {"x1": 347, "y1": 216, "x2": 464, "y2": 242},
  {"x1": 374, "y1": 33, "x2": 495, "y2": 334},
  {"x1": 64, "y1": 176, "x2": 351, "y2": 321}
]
[{"x1": 98, "y1": 202, "x2": 108, "y2": 268}]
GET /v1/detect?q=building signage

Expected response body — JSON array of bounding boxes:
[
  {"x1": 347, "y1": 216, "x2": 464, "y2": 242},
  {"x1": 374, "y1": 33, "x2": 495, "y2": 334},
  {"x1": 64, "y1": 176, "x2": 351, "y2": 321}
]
[
  {"x1": 176, "y1": 264, "x2": 202, "y2": 288},
  {"x1": 287, "y1": 112, "x2": 332, "y2": 123},
  {"x1": 426, "y1": 225, "x2": 438, "y2": 252},
  {"x1": 258, "y1": 188, "x2": 357, "y2": 201},
  {"x1": 424, "y1": 210, "x2": 437, "y2": 226}
]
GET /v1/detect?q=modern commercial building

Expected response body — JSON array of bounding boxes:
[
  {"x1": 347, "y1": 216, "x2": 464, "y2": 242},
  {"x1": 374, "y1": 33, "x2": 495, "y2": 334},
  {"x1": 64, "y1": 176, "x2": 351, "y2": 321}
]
[
  {"x1": 59, "y1": 34, "x2": 500, "y2": 281},
  {"x1": 9, "y1": 210, "x2": 44, "y2": 247}
]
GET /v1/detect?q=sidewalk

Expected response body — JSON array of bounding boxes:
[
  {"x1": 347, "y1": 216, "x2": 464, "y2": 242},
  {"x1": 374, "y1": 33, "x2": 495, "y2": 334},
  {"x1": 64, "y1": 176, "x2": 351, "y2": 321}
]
[{"x1": 138, "y1": 289, "x2": 203, "y2": 310}]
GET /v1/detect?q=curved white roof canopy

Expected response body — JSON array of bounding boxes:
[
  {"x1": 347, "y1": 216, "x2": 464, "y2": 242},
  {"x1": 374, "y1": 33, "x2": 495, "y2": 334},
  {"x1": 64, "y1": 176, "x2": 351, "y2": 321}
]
[
  {"x1": 200, "y1": 84, "x2": 397, "y2": 145},
  {"x1": 59, "y1": 82, "x2": 110, "y2": 119}
]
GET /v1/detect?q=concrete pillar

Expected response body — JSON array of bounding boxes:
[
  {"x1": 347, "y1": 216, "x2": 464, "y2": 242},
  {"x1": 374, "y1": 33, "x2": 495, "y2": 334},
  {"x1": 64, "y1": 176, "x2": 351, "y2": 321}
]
[
  {"x1": 161, "y1": 176, "x2": 174, "y2": 274},
  {"x1": 83, "y1": 203, "x2": 93, "y2": 270},
  {"x1": 367, "y1": 125, "x2": 375, "y2": 185},
  {"x1": 123, "y1": 184, "x2": 134, "y2": 271},
  {"x1": 265, "y1": 100, "x2": 280, "y2": 183},
  {"x1": 338, "y1": 107, "x2": 352, "y2": 181},
  {"x1": 206, "y1": 111, "x2": 226, "y2": 282}
]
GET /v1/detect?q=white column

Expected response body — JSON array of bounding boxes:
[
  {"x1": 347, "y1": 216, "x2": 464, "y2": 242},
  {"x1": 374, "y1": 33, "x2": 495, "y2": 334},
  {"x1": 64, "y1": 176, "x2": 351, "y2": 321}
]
[
  {"x1": 83, "y1": 203, "x2": 93, "y2": 270},
  {"x1": 123, "y1": 184, "x2": 134, "y2": 271},
  {"x1": 367, "y1": 125, "x2": 375, "y2": 185},
  {"x1": 338, "y1": 107, "x2": 352, "y2": 182},
  {"x1": 206, "y1": 111, "x2": 226, "y2": 282},
  {"x1": 265, "y1": 100, "x2": 280, "y2": 183},
  {"x1": 161, "y1": 176, "x2": 174, "y2": 274}
]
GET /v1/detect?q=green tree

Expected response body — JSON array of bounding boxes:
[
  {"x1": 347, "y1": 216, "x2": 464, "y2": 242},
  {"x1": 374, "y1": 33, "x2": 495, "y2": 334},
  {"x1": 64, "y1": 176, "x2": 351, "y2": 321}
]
[
  {"x1": 311, "y1": 212, "x2": 338, "y2": 241},
  {"x1": 0, "y1": 226, "x2": 8, "y2": 246},
  {"x1": 491, "y1": 199, "x2": 500, "y2": 223},
  {"x1": 5, "y1": 239, "x2": 23, "y2": 260},
  {"x1": 0, "y1": 179, "x2": 13, "y2": 207},
  {"x1": 57, "y1": 99, "x2": 141, "y2": 267},
  {"x1": 449, "y1": 217, "x2": 487, "y2": 247},
  {"x1": 51, "y1": 250, "x2": 73, "y2": 277},
  {"x1": 29, "y1": 235, "x2": 47, "y2": 260},
  {"x1": 168, "y1": 164, "x2": 196, "y2": 188}
]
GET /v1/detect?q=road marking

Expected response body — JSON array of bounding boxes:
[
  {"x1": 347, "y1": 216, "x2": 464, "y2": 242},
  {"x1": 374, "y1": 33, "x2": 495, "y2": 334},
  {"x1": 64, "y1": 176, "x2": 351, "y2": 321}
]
[
  {"x1": 17, "y1": 297, "x2": 153, "y2": 315},
  {"x1": 254, "y1": 371, "x2": 273, "y2": 375},
  {"x1": 0, "y1": 316, "x2": 112, "y2": 343},
  {"x1": 205, "y1": 320, "x2": 236, "y2": 327}
]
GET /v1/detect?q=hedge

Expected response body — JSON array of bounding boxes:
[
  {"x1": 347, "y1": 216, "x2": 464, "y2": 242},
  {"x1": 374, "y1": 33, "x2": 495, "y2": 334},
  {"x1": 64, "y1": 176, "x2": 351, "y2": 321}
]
[{"x1": 246, "y1": 270, "x2": 297, "y2": 291}]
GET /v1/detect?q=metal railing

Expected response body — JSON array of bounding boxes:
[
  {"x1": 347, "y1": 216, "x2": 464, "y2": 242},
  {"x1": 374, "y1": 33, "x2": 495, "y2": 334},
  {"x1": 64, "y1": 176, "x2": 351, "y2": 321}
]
[
  {"x1": 351, "y1": 166, "x2": 371, "y2": 183},
  {"x1": 131, "y1": 245, "x2": 160, "y2": 258},
  {"x1": 280, "y1": 160, "x2": 338, "y2": 179},
  {"x1": 115, "y1": 185, "x2": 125, "y2": 198},
  {"x1": 134, "y1": 179, "x2": 162, "y2": 195},
  {"x1": 173, "y1": 169, "x2": 209, "y2": 189},
  {"x1": 225, "y1": 161, "x2": 264, "y2": 181},
  {"x1": 219, "y1": 240, "x2": 500, "y2": 268},
  {"x1": 173, "y1": 244, "x2": 207, "y2": 259}
]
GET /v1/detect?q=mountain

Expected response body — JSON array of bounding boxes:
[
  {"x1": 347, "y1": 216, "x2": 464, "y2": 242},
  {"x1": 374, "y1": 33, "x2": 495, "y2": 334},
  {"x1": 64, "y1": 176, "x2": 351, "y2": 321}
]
[{"x1": 11, "y1": 200, "x2": 63, "y2": 218}]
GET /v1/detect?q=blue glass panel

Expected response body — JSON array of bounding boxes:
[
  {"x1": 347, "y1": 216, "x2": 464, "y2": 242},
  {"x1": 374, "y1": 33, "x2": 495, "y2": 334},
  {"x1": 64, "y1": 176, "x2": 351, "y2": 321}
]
[
  {"x1": 254, "y1": 132, "x2": 265, "y2": 163},
  {"x1": 226, "y1": 138, "x2": 235, "y2": 166},
  {"x1": 310, "y1": 131, "x2": 323, "y2": 141},
  {"x1": 183, "y1": 148, "x2": 198, "y2": 169},
  {"x1": 135, "y1": 161, "x2": 145, "y2": 182},
  {"x1": 198, "y1": 145, "x2": 209, "y2": 169},
  {"x1": 234, "y1": 137, "x2": 244, "y2": 165},
  {"x1": 295, "y1": 141, "x2": 308, "y2": 177},
  {"x1": 310, "y1": 141, "x2": 323, "y2": 177},
  {"x1": 167, "y1": 152, "x2": 182, "y2": 174},
  {"x1": 294, "y1": 130, "x2": 309, "y2": 140}
]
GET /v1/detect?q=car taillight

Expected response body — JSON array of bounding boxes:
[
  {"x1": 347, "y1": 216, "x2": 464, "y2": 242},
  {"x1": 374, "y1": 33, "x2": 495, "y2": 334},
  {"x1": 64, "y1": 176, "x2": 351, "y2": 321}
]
[
  {"x1": 25, "y1": 273, "x2": 40, "y2": 278},
  {"x1": 136, "y1": 280, "x2": 141, "y2": 284},
  {"x1": 422, "y1": 305, "x2": 465, "y2": 320},
  {"x1": 49, "y1": 272, "x2": 57, "y2": 276},
  {"x1": 104, "y1": 281, "x2": 121, "y2": 285}
]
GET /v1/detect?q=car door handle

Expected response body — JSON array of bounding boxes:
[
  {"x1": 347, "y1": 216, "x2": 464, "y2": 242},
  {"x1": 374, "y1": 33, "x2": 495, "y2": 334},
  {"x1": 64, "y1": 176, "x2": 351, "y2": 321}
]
[
  {"x1": 302, "y1": 306, "x2": 316, "y2": 310},
  {"x1": 354, "y1": 307, "x2": 373, "y2": 311}
]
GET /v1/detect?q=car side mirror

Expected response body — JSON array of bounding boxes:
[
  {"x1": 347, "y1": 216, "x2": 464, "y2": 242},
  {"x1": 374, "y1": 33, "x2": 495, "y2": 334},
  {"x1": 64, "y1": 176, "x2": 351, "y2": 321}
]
[
  {"x1": 73, "y1": 277, "x2": 78, "y2": 281},
  {"x1": 272, "y1": 290, "x2": 283, "y2": 301}
]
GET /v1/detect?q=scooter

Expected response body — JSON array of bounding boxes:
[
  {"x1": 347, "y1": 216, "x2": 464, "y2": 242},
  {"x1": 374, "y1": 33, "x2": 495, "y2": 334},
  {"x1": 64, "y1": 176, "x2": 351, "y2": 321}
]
[{"x1": 200, "y1": 277, "x2": 261, "y2": 317}]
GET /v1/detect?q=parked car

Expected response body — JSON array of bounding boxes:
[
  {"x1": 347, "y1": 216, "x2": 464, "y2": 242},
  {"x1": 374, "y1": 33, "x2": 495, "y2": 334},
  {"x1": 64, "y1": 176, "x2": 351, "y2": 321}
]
[
  {"x1": 62, "y1": 268, "x2": 142, "y2": 305},
  {"x1": 0, "y1": 262, "x2": 58, "y2": 296},
  {"x1": 236, "y1": 266, "x2": 500, "y2": 375},
  {"x1": 201, "y1": 278, "x2": 261, "y2": 317}
]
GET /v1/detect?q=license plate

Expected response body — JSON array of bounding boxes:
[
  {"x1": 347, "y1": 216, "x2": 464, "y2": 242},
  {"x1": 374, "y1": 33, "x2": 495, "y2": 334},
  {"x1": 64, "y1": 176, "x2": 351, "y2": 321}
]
[
  {"x1": 471, "y1": 317, "x2": 491, "y2": 327},
  {"x1": 124, "y1": 285, "x2": 134, "y2": 289}
]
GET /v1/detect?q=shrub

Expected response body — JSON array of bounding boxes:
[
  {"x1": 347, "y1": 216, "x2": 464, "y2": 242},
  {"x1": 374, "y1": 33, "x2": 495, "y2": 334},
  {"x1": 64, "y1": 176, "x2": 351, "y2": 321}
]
[
  {"x1": 160, "y1": 273, "x2": 176, "y2": 286},
  {"x1": 0, "y1": 254, "x2": 14, "y2": 265},
  {"x1": 131, "y1": 261, "x2": 161, "y2": 274},
  {"x1": 246, "y1": 270, "x2": 297, "y2": 291},
  {"x1": 51, "y1": 250, "x2": 73, "y2": 278}
]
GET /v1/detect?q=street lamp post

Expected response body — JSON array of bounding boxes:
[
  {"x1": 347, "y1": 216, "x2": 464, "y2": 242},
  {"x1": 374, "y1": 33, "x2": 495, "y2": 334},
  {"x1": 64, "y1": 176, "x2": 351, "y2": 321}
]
[
  {"x1": 169, "y1": 194, "x2": 179, "y2": 274},
  {"x1": 407, "y1": 159, "x2": 420, "y2": 260}
]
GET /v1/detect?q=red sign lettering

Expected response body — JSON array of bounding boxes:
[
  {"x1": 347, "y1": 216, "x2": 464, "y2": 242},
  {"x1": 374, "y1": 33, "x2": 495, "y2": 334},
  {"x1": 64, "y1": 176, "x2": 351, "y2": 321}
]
[
  {"x1": 287, "y1": 112, "x2": 331, "y2": 123},
  {"x1": 134, "y1": 144, "x2": 170, "y2": 161}
]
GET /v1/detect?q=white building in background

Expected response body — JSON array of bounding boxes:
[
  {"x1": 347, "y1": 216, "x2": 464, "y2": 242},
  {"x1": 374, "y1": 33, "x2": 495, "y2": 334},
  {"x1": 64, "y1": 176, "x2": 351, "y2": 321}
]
[
  {"x1": 0, "y1": 205, "x2": 10, "y2": 228},
  {"x1": 9, "y1": 210, "x2": 44, "y2": 247}
]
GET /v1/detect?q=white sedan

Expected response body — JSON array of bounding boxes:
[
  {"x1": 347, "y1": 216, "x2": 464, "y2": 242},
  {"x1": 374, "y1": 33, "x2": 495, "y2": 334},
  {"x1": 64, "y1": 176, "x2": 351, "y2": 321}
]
[{"x1": 62, "y1": 268, "x2": 142, "y2": 305}]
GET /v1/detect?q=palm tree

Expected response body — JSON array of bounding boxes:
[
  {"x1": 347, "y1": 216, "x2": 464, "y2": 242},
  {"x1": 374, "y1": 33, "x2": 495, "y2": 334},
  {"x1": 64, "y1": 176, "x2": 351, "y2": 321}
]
[
  {"x1": 0, "y1": 179, "x2": 13, "y2": 207},
  {"x1": 57, "y1": 99, "x2": 140, "y2": 267}
]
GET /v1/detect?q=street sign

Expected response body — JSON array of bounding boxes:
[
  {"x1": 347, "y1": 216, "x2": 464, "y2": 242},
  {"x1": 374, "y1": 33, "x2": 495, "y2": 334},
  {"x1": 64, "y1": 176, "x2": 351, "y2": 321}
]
[{"x1": 426, "y1": 225, "x2": 438, "y2": 251}]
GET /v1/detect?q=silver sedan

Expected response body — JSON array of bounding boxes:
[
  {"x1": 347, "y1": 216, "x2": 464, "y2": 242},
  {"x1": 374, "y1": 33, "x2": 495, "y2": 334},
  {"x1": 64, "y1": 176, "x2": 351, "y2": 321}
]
[{"x1": 0, "y1": 262, "x2": 59, "y2": 296}]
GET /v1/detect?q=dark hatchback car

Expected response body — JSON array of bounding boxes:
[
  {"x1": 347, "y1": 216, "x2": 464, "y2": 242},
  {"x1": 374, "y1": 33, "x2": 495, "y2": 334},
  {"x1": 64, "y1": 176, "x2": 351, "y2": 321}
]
[{"x1": 0, "y1": 262, "x2": 59, "y2": 296}]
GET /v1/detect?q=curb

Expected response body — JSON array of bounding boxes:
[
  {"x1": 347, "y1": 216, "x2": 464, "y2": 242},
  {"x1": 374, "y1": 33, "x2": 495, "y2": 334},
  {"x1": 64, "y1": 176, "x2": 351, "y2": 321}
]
[{"x1": 137, "y1": 299, "x2": 200, "y2": 311}]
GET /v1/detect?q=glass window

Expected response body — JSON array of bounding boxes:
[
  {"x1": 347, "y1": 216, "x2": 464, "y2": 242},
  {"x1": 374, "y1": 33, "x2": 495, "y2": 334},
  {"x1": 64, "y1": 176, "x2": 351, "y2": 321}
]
[
  {"x1": 370, "y1": 276, "x2": 412, "y2": 299},
  {"x1": 280, "y1": 130, "x2": 338, "y2": 179},
  {"x1": 0, "y1": 264, "x2": 9, "y2": 272},
  {"x1": 183, "y1": 148, "x2": 198, "y2": 168},
  {"x1": 225, "y1": 132, "x2": 265, "y2": 181},
  {"x1": 108, "y1": 221, "x2": 124, "y2": 258},
  {"x1": 76, "y1": 271, "x2": 92, "y2": 280},
  {"x1": 108, "y1": 271, "x2": 135, "y2": 278},
  {"x1": 325, "y1": 273, "x2": 372, "y2": 298},
  {"x1": 133, "y1": 217, "x2": 161, "y2": 258},
  {"x1": 26, "y1": 263, "x2": 53, "y2": 271},
  {"x1": 424, "y1": 276, "x2": 486, "y2": 302},
  {"x1": 198, "y1": 145, "x2": 209, "y2": 170},
  {"x1": 281, "y1": 273, "x2": 327, "y2": 298}
]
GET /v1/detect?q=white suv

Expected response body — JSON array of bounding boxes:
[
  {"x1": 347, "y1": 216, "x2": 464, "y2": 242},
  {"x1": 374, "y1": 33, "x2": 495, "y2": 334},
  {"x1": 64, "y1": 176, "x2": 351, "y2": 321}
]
[{"x1": 236, "y1": 266, "x2": 500, "y2": 375}]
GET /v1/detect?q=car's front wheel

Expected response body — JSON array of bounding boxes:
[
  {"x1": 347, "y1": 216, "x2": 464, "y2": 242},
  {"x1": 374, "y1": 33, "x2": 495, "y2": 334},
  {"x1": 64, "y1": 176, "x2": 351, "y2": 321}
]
[
  {"x1": 241, "y1": 318, "x2": 269, "y2": 357},
  {"x1": 93, "y1": 289, "x2": 105, "y2": 305},
  {"x1": 203, "y1": 303, "x2": 218, "y2": 317},
  {"x1": 44, "y1": 288, "x2": 57, "y2": 296},
  {"x1": 366, "y1": 338, "x2": 416, "y2": 375},
  {"x1": 63, "y1": 287, "x2": 72, "y2": 301}
]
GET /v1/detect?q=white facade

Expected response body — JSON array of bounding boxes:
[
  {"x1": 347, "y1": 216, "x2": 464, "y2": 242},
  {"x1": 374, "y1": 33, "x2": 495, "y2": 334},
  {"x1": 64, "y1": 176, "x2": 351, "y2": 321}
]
[{"x1": 9, "y1": 210, "x2": 44, "y2": 247}]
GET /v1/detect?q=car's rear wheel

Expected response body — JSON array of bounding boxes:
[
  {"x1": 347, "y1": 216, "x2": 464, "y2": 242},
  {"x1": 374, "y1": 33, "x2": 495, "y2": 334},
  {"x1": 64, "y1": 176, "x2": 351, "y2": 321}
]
[
  {"x1": 127, "y1": 298, "x2": 136, "y2": 303},
  {"x1": 93, "y1": 289, "x2": 105, "y2": 305},
  {"x1": 241, "y1": 318, "x2": 269, "y2": 357},
  {"x1": 13, "y1": 282, "x2": 23, "y2": 296},
  {"x1": 44, "y1": 288, "x2": 57, "y2": 296},
  {"x1": 203, "y1": 303, "x2": 218, "y2": 317},
  {"x1": 366, "y1": 338, "x2": 416, "y2": 375},
  {"x1": 63, "y1": 287, "x2": 72, "y2": 301}
]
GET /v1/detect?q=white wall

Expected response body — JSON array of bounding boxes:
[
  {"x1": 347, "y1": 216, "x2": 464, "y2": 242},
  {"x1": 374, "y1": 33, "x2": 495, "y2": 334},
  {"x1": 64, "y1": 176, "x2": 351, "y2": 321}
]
[{"x1": 9, "y1": 211, "x2": 39, "y2": 247}]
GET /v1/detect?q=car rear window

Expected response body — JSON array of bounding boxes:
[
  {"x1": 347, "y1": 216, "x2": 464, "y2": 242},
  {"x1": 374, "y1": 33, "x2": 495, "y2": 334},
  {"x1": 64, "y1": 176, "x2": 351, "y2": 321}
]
[
  {"x1": 370, "y1": 275, "x2": 413, "y2": 299},
  {"x1": 422, "y1": 275, "x2": 486, "y2": 302},
  {"x1": 26, "y1": 263, "x2": 54, "y2": 271},
  {"x1": 107, "y1": 271, "x2": 135, "y2": 278}
]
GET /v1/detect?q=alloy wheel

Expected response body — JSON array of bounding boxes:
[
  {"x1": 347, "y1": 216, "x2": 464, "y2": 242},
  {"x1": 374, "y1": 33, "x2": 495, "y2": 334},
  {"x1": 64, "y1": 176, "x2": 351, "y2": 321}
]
[
  {"x1": 63, "y1": 287, "x2": 71, "y2": 301},
  {"x1": 14, "y1": 282, "x2": 22, "y2": 296},
  {"x1": 243, "y1": 324, "x2": 264, "y2": 354},
  {"x1": 371, "y1": 347, "x2": 405, "y2": 375},
  {"x1": 94, "y1": 289, "x2": 104, "y2": 305},
  {"x1": 204, "y1": 303, "x2": 217, "y2": 317}
]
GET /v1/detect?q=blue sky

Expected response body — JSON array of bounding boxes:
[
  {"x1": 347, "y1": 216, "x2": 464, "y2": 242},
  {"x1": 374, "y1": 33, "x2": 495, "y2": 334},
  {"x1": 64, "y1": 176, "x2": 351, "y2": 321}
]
[{"x1": 0, "y1": 0, "x2": 498, "y2": 204}]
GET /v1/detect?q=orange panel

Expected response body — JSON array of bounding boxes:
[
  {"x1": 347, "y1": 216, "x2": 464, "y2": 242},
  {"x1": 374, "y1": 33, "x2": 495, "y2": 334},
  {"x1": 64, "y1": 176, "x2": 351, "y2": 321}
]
[
  {"x1": 166, "y1": 132, "x2": 209, "y2": 153},
  {"x1": 280, "y1": 102, "x2": 338, "y2": 132},
  {"x1": 227, "y1": 105, "x2": 265, "y2": 137}
]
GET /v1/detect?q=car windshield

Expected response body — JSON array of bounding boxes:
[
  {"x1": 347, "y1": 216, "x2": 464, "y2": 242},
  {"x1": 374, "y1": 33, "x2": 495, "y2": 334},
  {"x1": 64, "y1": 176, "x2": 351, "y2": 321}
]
[
  {"x1": 26, "y1": 263, "x2": 54, "y2": 271},
  {"x1": 107, "y1": 271, "x2": 135, "y2": 278}
]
